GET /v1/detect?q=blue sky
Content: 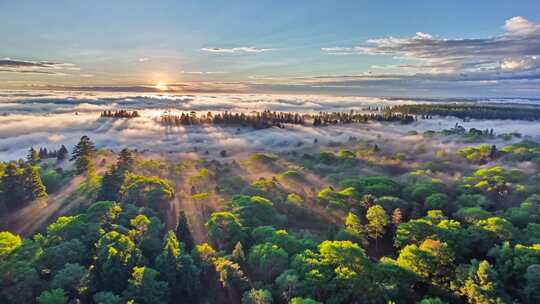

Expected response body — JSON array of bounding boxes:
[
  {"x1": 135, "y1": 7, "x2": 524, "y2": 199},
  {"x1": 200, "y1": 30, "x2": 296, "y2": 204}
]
[{"x1": 1, "y1": 0, "x2": 540, "y2": 97}]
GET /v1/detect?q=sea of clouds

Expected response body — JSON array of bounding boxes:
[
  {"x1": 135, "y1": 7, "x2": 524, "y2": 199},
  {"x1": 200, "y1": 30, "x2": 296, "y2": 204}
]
[{"x1": 1, "y1": 90, "x2": 539, "y2": 161}]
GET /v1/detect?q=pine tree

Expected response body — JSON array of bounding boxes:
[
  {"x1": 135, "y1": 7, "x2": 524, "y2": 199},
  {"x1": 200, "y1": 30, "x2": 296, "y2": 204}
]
[
  {"x1": 366, "y1": 205, "x2": 389, "y2": 251},
  {"x1": 71, "y1": 136, "x2": 96, "y2": 175},
  {"x1": 70, "y1": 136, "x2": 96, "y2": 161},
  {"x1": 345, "y1": 212, "x2": 367, "y2": 245},
  {"x1": 98, "y1": 165, "x2": 124, "y2": 202},
  {"x1": 117, "y1": 148, "x2": 134, "y2": 173},
  {"x1": 176, "y1": 211, "x2": 195, "y2": 252},
  {"x1": 26, "y1": 147, "x2": 40, "y2": 165},
  {"x1": 0, "y1": 162, "x2": 24, "y2": 210},
  {"x1": 57, "y1": 145, "x2": 68, "y2": 162},
  {"x1": 21, "y1": 164, "x2": 47, "y2": 202}
]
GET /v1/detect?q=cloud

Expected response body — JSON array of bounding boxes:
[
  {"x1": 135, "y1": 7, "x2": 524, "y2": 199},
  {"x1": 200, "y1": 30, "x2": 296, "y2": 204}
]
[
  {"x1": 314, "y1": 16, "x2": 540, "y2": 95},
  {"x1": 320, "y1": 47, "x2": 362, "y2": 55},
  {"x1": 504, "y1": 16, "x2": 540, "y2": 36},
  {"x1": 322, "y1": 16, "x2": 540, "y2": 76},
  {"x1": 200, "y1": 47, "x2": 275, "y2": 54},
  {"x1": 0, "y1": 58, "x2": 78, "y2": 75},
  {"x1": 1, "y1": 91, "x2": 540, "y2": 162},
  {"x1": 138, "y1": 58, "x2": 149, "y2": 62},
  {"x1": 180, "y1": 71, "x2": 227, "y2": 75}
]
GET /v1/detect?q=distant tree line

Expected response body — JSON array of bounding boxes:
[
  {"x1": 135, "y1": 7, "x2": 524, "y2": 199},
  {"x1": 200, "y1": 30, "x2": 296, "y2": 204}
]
[
  {"x1": 311, "y1": 110, "x2": 414, "y2": 125},
  {"x1": 100, "y1": 110, "x2": 140, "y2": 119},
  {"x1": 388, "y1": 104, "x2": 540, "y2": 121},
  {"x1": 160, "y1": 110, "x2": 306, "y2": 129},
  {"x1": 26, "y1": 146, "x2": 69, "y2": 164},
  {"x1": 160, "y1": 110, "x2": 414, "y2": 129}
]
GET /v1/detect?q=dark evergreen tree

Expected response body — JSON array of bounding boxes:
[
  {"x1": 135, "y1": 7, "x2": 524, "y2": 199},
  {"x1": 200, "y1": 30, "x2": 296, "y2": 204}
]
[
  {"x1": 26, "y1": 147, "x2": 40, "y2": 165},
  {"x1": 98, "y1": 165, "x2": 124, "y2": 202},
  {"x1": 176, "y1": 211, "x2": 195, "y2": 252},
  {"x1": 21, "y1": 164, "x2": 48, "y2": 202},
  {"x1": 57, "y1": 145, "x2": 68, "y2": 162},
  {"x1": 71, "y1": 136, "x2": 96, "y2": 175},
  {"x1": 117, "y1": 148, "x2": 134, "y2": 173},
  {"x1": 0, "y1": 162, "x2": 24, "y2": 210}
]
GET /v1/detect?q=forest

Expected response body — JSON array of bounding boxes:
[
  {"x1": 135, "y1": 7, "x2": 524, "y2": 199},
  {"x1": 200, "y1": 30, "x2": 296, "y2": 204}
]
[
  {"x1": 158, "y1": 110, "x2": 414, "y2": 129},
  {"x1": 388, "y1": 104, "x2": 540, "y2": 121},
  {"x1": 1, "y1": 118, "x2": 540, "y2": 304}
]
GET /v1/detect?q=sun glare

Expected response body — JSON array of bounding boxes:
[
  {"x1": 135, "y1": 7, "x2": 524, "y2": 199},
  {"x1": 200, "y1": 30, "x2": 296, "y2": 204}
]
[{"x1": 155, "y1": 82, "x2": 168, "y2": 91}]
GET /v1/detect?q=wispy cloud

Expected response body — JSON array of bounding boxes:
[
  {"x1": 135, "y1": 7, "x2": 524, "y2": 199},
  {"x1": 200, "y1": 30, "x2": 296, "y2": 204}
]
[
  {"x1": 180, "y1": 70, "x2": 227, "y2": 75},
  {"x1": 0, "y1": 58, "x2": 79, "y2": 75},
  {"x1": 138, "y1": 57, "x2": 149, "y2": 62},
  {"x1": 200, "y1": 47, "x2": 275, "y2": 54},
  {"x1": 323, "y1": 16, "x2": 540, "y2": 77}
]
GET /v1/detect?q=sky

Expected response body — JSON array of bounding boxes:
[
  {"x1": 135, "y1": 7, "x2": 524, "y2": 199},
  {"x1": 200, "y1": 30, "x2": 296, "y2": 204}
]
[{"x1": 1, "y1": 0, "x2": 540, "y2": 97}]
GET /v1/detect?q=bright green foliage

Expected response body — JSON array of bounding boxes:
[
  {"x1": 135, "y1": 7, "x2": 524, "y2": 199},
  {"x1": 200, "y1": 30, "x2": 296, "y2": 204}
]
[
  {"x1": 366, "y1": 204, "x2": 389, "y2": 249},
  {"x1": 36, "y1": 289, "x2": 68, "y2": 304},
  {"x1": 344, "y1": 212, "x2": 367, "y2": 245},
  {"x1": 155, "y1": 231, "x2": 201, "y2": 302},
  {"x1": 0, "y1": 232, "x2": 22, "y2": 259},
  {"x1": 122, "y1": 174, "x2": 174, "y2": 208},
  {"x1": 339, "y1": 176, "x2": 401, "y2": 197},
  {"x1": 290, "y1": 297, "x2": 322, "y2": 304},
  {"x1": 241, "y1": 178, "x2": 285, "y2": 201},
  {"x1": 206, "y1": 211, "x2": 246, "y2": 251},
  {"x1": 21, "y1": 164, "x2": 48, "y2": 201},
  {"x1": 214, "y1": 257, "x2": 249, "y2": 290},
  {"x1": 475, "y1": 217, "x2": 517, "y2": 242},
  {"x1": 0, "y1": 239, "x2": 43, "y2": 303},
  {"x1": 458, "y1": 144, "x2": 494, "y2": 163},
  {"x1": 241, "y1": 288, "x2": 273, "y2": 304},
  {"x1": 375, "y1": 257, "x2": 418, "y2": 303},
  {"x1": 464, "y1": 166, "x2": 524, "y2": 198},
  {"x1": 395, "y1": 219, "x2": 435, "y2": 248},
  {"x1": 287, "y1": 193, "x2": 304, "y2": 205},
  {"x1": 123, "y1": 266, "x2": 169, "y2": 304},
  {"x1": 232, "y1": 195, "x2": 286, "y2": 228},
  {"x1": 454, "y1": 260, "x2": 504, "y2": 304},
  {"x1": 397, "y1": 239, "x2": 455, "y2": 285},
  {"x1": 248, "y1": 242, "x2": 288, "y2": 282},
  {"x1": 46, "y1": 215, "x2": 90, "y2": 244},
  {"x1": 278, "y1": 170, "x2": 303, "y2": 180},
  {"x1": 292, "y1": 240, "x2": 374, "y2": 303},
  {"x1": 0, "y1": 162, "x2": 25, "y2": 210},
  {"x1": 94, "y1": 231, "x2": 142, "y2": 293}
]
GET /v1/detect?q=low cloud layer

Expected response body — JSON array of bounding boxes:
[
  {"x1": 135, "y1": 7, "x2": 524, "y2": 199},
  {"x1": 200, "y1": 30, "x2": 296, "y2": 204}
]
[
  {"x1": 200, "y1": 47, "x2": 275, "y2": 54},
  {"x1": 316, "y1": 16, "x2": 540, "y2": 95},
  {"x1": 0, "y1": 58, "x2": 78, "y2": 75},
  {"x1": 1, "y1": 91, "x2": 540, "y2": 161}
]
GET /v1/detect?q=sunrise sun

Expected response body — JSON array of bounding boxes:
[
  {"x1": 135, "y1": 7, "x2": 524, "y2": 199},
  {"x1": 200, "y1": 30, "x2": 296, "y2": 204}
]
[{"x1": 155, "y1": 81, "x2": 168, "y2": 91}]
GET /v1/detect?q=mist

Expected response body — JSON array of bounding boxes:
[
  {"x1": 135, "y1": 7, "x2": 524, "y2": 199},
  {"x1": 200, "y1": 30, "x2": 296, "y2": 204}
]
[{"x1": 1, "y1": 90, "x2": 540, "y2": 162}]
